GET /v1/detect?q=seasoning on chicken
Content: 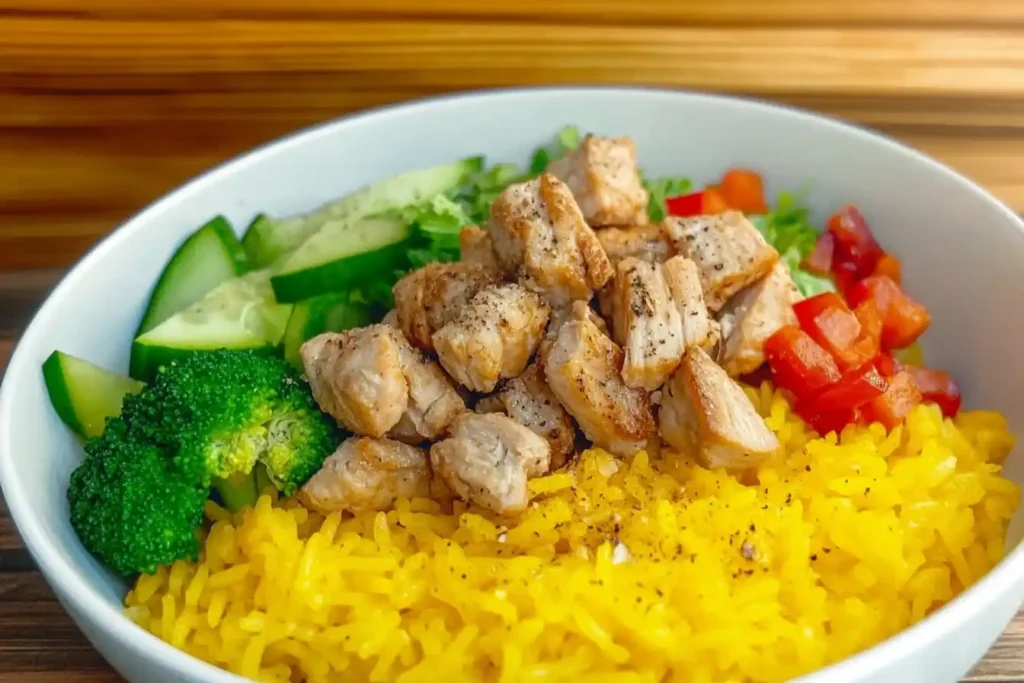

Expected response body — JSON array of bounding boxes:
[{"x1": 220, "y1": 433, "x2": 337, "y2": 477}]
[
  {"x1": 718, "y1": 261, "x2": 802, "y2": 377},
  {"x1": 392, "y1": 261, "x2": 500, "y2": 352},
  {"x1": 546, "y1": 135, "x2": 649, "y2": 227},
  {"x1": 662, "y1": 211, "x2": 779, "y2": 311},
  {"x1": 430, "y1": 413, "x2": 550, "y2": 514},
  {"x1": 488, "y1": 174, "x2": 614, "y2": 305},
  {"x1": 662, "y1": 255, "x2": 720, "y2": 352},
  {"x1": 432, "y1": 283, "x2": 550, "y2": 393},
  {"x1": 659, "y1": 346, "x2": 779, "y2": 470},
  {"x1": 543, "y1": 301, "x2": 655, "y2": 456},
  {"x1": 459, "y1": 225, "x2": 502, "y2": 272},
  {"x1": 480, "y1": 363, "x2": 576, "y2": 470},
  {"x1": 298, "y1": 437, "x2": 433, "y2": 514},
  {"x1": 608, "y1": 257, "x2": 684, "y2": 391},
  {"x1": 597, "y1": 224, "x2": 675, "y2": 265},
  {"x1": 301, "y1": 325, "x2": 463, "y2": 440}
]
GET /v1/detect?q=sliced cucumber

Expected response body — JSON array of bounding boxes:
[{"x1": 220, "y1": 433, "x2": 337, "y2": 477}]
[
  {"x1": 243, "y1": 156, "x2": 483, "y2": 269},
  {"x1": 43, "y1": 351, "x2": 144, "y2": 438},
  {"x1": 282, "y1": 292, "x2": 376, "y2": 369},
  {"x1": 130, "y1": 270, "x2": 292, "y2": 381},
  {"x1": 136, "y1": 216, "x2": 249, "y2": 336},
  {"x1": 270, "y1": 215, "x2": 410, "y2": 303}
]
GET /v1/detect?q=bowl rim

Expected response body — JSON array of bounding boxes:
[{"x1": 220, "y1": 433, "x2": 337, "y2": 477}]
[{"x1": 2, "y1": 85, "x2": 1023, "y2": 683}]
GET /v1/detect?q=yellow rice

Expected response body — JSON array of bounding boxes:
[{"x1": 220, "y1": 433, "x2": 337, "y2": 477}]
[{"x1": 125, "y1": 383, "x2": 1020, "y2": 682}]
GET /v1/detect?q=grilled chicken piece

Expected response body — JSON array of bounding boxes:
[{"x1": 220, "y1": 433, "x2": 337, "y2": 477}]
[
  {"x1": 662, "y1": 255, "x2": 720, "y2": 352},
  {"x1": 659, "y1": 346, "x2": 779, "y2": 470},
  {"x1": 597, "y1": 224, "x2": 674, "y2": 265},
  {"x1": 459, "y1": 225, "x2": 502, "y2": 271},
  {"x1": 608, "y1": 257, "x2": 685, "y2": 391},
  {"x1": 488, "y1": 174, "x2": 614, "y2": 305},
  {"x1": 299, "y1": 437, "x2": 433, "y2": 514},
  {"x1": 301, "y1": 326, "x2": 408, "y2": 437},
  {"x1": 302, "y1": 325, "x2": 463, "y2": 439},
  {"x1": 430, "y1": 413, "x2": 550, "y2": 514},
  {"x1": 392, "y1": 261, "x2": 500, "y2": 352},
  {"x1": 543, "y1": 302, "x2": 655, "y2": 456},
  {"x1": 718, "y1": 261, "x2": 802, "y2": 377},
  {"x1": 662, "y1": 211, "x2": 778, "y2": 311},
  {"x1": 546, "y1": 135, "x2": 649, "y2": 227},
  {"x1": 432, "y1": 283, "x2": 550, "y2": 392},
  {"x1": 479, "y1": 363, "x2": 576, "y2": 471}
]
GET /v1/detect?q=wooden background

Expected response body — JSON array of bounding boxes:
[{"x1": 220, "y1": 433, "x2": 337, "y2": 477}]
[{"x1": 4, "y1": 1, "x2": 1024, "y2": 680}]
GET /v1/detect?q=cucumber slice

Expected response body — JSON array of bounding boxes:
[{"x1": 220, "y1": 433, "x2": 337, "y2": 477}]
[
  {"x1": 242, "y1": 156, "x2": 483, "y2": 268},
  {"x1": 130, "y1": 270, "x2": 292, "y2": 381},
  {"x1": 270, "y1": 215, "x2": 410, "y2": 303},
  {"x1": 137, "y1": 216, "x2": 249, "y2": 335},
  {"x1": 43, "y1": 351, "x2": 144, "y2": 438},
  {"x1": 282, "y1": 292, "x2": 376, "y2": 369}
]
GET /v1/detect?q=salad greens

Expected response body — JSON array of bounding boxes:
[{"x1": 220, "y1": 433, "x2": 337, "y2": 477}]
[{"x1": 748, "y1": 192, "x2": 835, "y2": 297}]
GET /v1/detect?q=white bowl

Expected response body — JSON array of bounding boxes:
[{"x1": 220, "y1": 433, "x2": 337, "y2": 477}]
[{"x1": 3, "y1": 87, "x2": 1024, "y2": 683}]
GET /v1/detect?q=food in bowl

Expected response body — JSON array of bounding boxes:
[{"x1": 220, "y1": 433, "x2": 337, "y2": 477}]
[{"x1": 41, "y1": 126, "x2": 1019, "y2": 682}]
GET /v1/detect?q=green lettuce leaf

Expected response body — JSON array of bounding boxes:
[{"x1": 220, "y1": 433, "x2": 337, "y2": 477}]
[
  {"x1": 749, "y1": 191, "x2": 835, "y2": 298},
  {"x1": 643, "y1": 175, "x2": 692, "y2": 222},
  {"x1": 529, "y1": 125, "x2": 582, "y2": 173}
]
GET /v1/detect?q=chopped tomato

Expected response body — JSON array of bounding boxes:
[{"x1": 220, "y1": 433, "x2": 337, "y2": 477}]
[
  {"x1": 800, "y1": 364, "x2": 888, "y2": 415},
  {"x1": 827, "y1": 205, "x2": 884, "y2": 279},
  {"x1": 792, "y1": 293, "x2": 875, "y2": 370},
  {"x1": 719, "y1": 168, "x2": 768, "y2": 213},
  {"x1": 860, "y1": 370, "x2": 922, "y2": 430},
  {"x1": 872, "y1": 253, "x2": 902, "y2": 284},
  {"x1": 763, "y1": 326, "x2": 841, "y2": 399},
  {"x1": 803, "y1": 232, "x2": 834, "y2": 275},
  {"x1": 846, "y1": 276, "x2": 931, "y2": 349},
  {"x1": 665, "y1": 188, "x2": 730, "y2": 217},
  {"x1": 904, "y1": 366, "x2": 962, "y2": 417}
]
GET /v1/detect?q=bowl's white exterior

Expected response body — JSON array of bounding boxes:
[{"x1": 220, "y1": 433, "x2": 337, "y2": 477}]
[{"x1": 3, "y1": 88, "x2": 1024, "y2": 683}]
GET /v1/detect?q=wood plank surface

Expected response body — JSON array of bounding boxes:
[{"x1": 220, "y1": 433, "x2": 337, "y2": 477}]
[{"x1": 3, "y1": 1, "x2": 1024, "y2": 680}]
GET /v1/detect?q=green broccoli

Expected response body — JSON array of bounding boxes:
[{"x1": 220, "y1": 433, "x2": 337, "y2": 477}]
[{"x1": 67, "y1": 349, "x2": 342, "y2": 576}]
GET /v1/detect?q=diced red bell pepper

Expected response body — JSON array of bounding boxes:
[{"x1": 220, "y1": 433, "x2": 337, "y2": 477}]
[
  {"x1": 797, "y1": 405, "x2": 858, "y2": 437},
  {"x1": 860, "y1": 370, "x2": 922, "y2": 430},
  {"x1": 827, "y1": 205, "x2": 885, "y2": 279},
  {"x1": 846, "y1": 275, "x2": 931, "y2": 350},
  {"x1": 803, "y1": 232, "x2": 834, "y2": 275},
  {"x1": 799, "y1": 363, "x2": 888, "y2": 415},
  {"x1": 904, "y1": 366, "x2": 962, "y2": 418},
  {"x1": 792, "y1": 293, "x2": 875, "y2": 370},
  {"x1": 719, "y1": 168, "x2": 768, "y2": 213},
  {"x1": 830, "y1": 257, "x2": 861, "y2": 299},
  {"x1": 763, "y1": 325, "x2": 842, "y2": 399},
  {"x1": 665, "y1": 188, "x2": 731, "y2": 217},
  {"x1": 703, "y1": 187, "x2": 730, "y2": 214},
  {"x1": 852, "y1": 298, "x2": 884, "y2": 359},
  {"x1": 872, "y1": 253, "x2": 902, "y2": 284},
  {"x1": 874, "y1": 352, "x2": 899, "y2": 379}
]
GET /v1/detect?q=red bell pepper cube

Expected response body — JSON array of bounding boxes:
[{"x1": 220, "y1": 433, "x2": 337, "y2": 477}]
[
  {"x1": 872, "y1": 253, "x2": 902, "y2": 284},
  {"x1": 666, "y1": 188, "x2": 731, "y2": 217},
  {"x1": 799, "y1": 363, "x2": 888, "y2": 416},
  {"x1": 793, "y1": 293, "x2": 875, "y2": 370},
  {"x1": 763, "y1": 326, "x2": 841, "y2": 399},
  {"x1": 860, "y1": 370, "x2": 922, "y2": 430},
  {"x1": 796, "y1": 405, "x2": 858, "y2": 437},
  {"x1": 827, "y1": 205, "x2": 885, "y2": 279},
  {"x1": 846, "y1": 276, "x2": 931, "y2": 350},
  {"x1": 719, "y1": 168, "x2": 768, "y2": 213},
  {"x1": 703, "y1": 187, "x2": 730, "y2": 214},
  {"x1": 802, "y1": 232, "x2": 834, "y2": 275},
  {"x1": 874, "y1": 353, "x2": 899, "y2": 379},
  {"x1": 904, "y1": 366, "x2": 962, "y2": 418}
]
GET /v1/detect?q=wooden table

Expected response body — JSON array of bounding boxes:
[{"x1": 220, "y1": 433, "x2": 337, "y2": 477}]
[{"x1": 4, "y1": 1, "x2": 1024, "y2": 680}]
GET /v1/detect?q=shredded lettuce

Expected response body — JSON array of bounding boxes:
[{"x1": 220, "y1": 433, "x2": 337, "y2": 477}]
[
  {"x1": 748, "y1": 191, "x2": 835, "y2": 297},
  {"x1": 643, "y1": 176, "x2": 692, "y2": 222}
]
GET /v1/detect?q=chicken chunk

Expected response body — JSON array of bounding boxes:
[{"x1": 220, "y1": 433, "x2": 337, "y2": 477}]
[
  {"x1": 662, "y1": 211, "x2": 778, "y2": 311},
  {"x1": 543, "y1": 303, "x2": 655, "y2": 456},
  {"x1": 430, "y1": 413, "x2": 550, "y2": 514},
  {"x1": 662, "y1": 255, "x2": 720, "y2": 351},
  {"x1": 432, "y1": 283, "x2": 550, "y2": 392},
  {"x1": 392, "y1": 261, "x2": 500, "y2": 352},
  {"x1": 301, "y1": 326, "x2": 408, "y2": 437},
  {"x1": 597, "y1": 224, "x2": 674, "y2": 265},
  {"x1": 718, "y1": 261, "x2": 802, "y2": 377},
  {"x1": 299, "y1": 437, "x2": 433, "y2": 514},
  {"x1": 302, "y1": 325, "x2": 463, "y2": 439},
  {"x1": 608, "y1": 257, "x2": 685, "y2": 391},
  {"x1": 488, "y1": 174, "x2": 614, "y2": 305},
  {"x1": 547, "y1": 135, "x2": 649, "y2": 227},
  {"x1": 459, "y1": 225, "x2": 502, "y2": 271},
  {"x1": 481, "y1": 363, "x2": 576, "y2": 470},
  {"x1": 659, "y1": 346, "x2": 779, "y2": 470}
]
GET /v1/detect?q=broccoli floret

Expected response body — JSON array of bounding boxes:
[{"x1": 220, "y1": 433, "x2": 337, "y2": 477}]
[
  {"x1": 67, "y1": 349, "x2": 342, "y2": 576},
  {"x1": 68, "y1": 420, "x2": 207, "y2": 576}
]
